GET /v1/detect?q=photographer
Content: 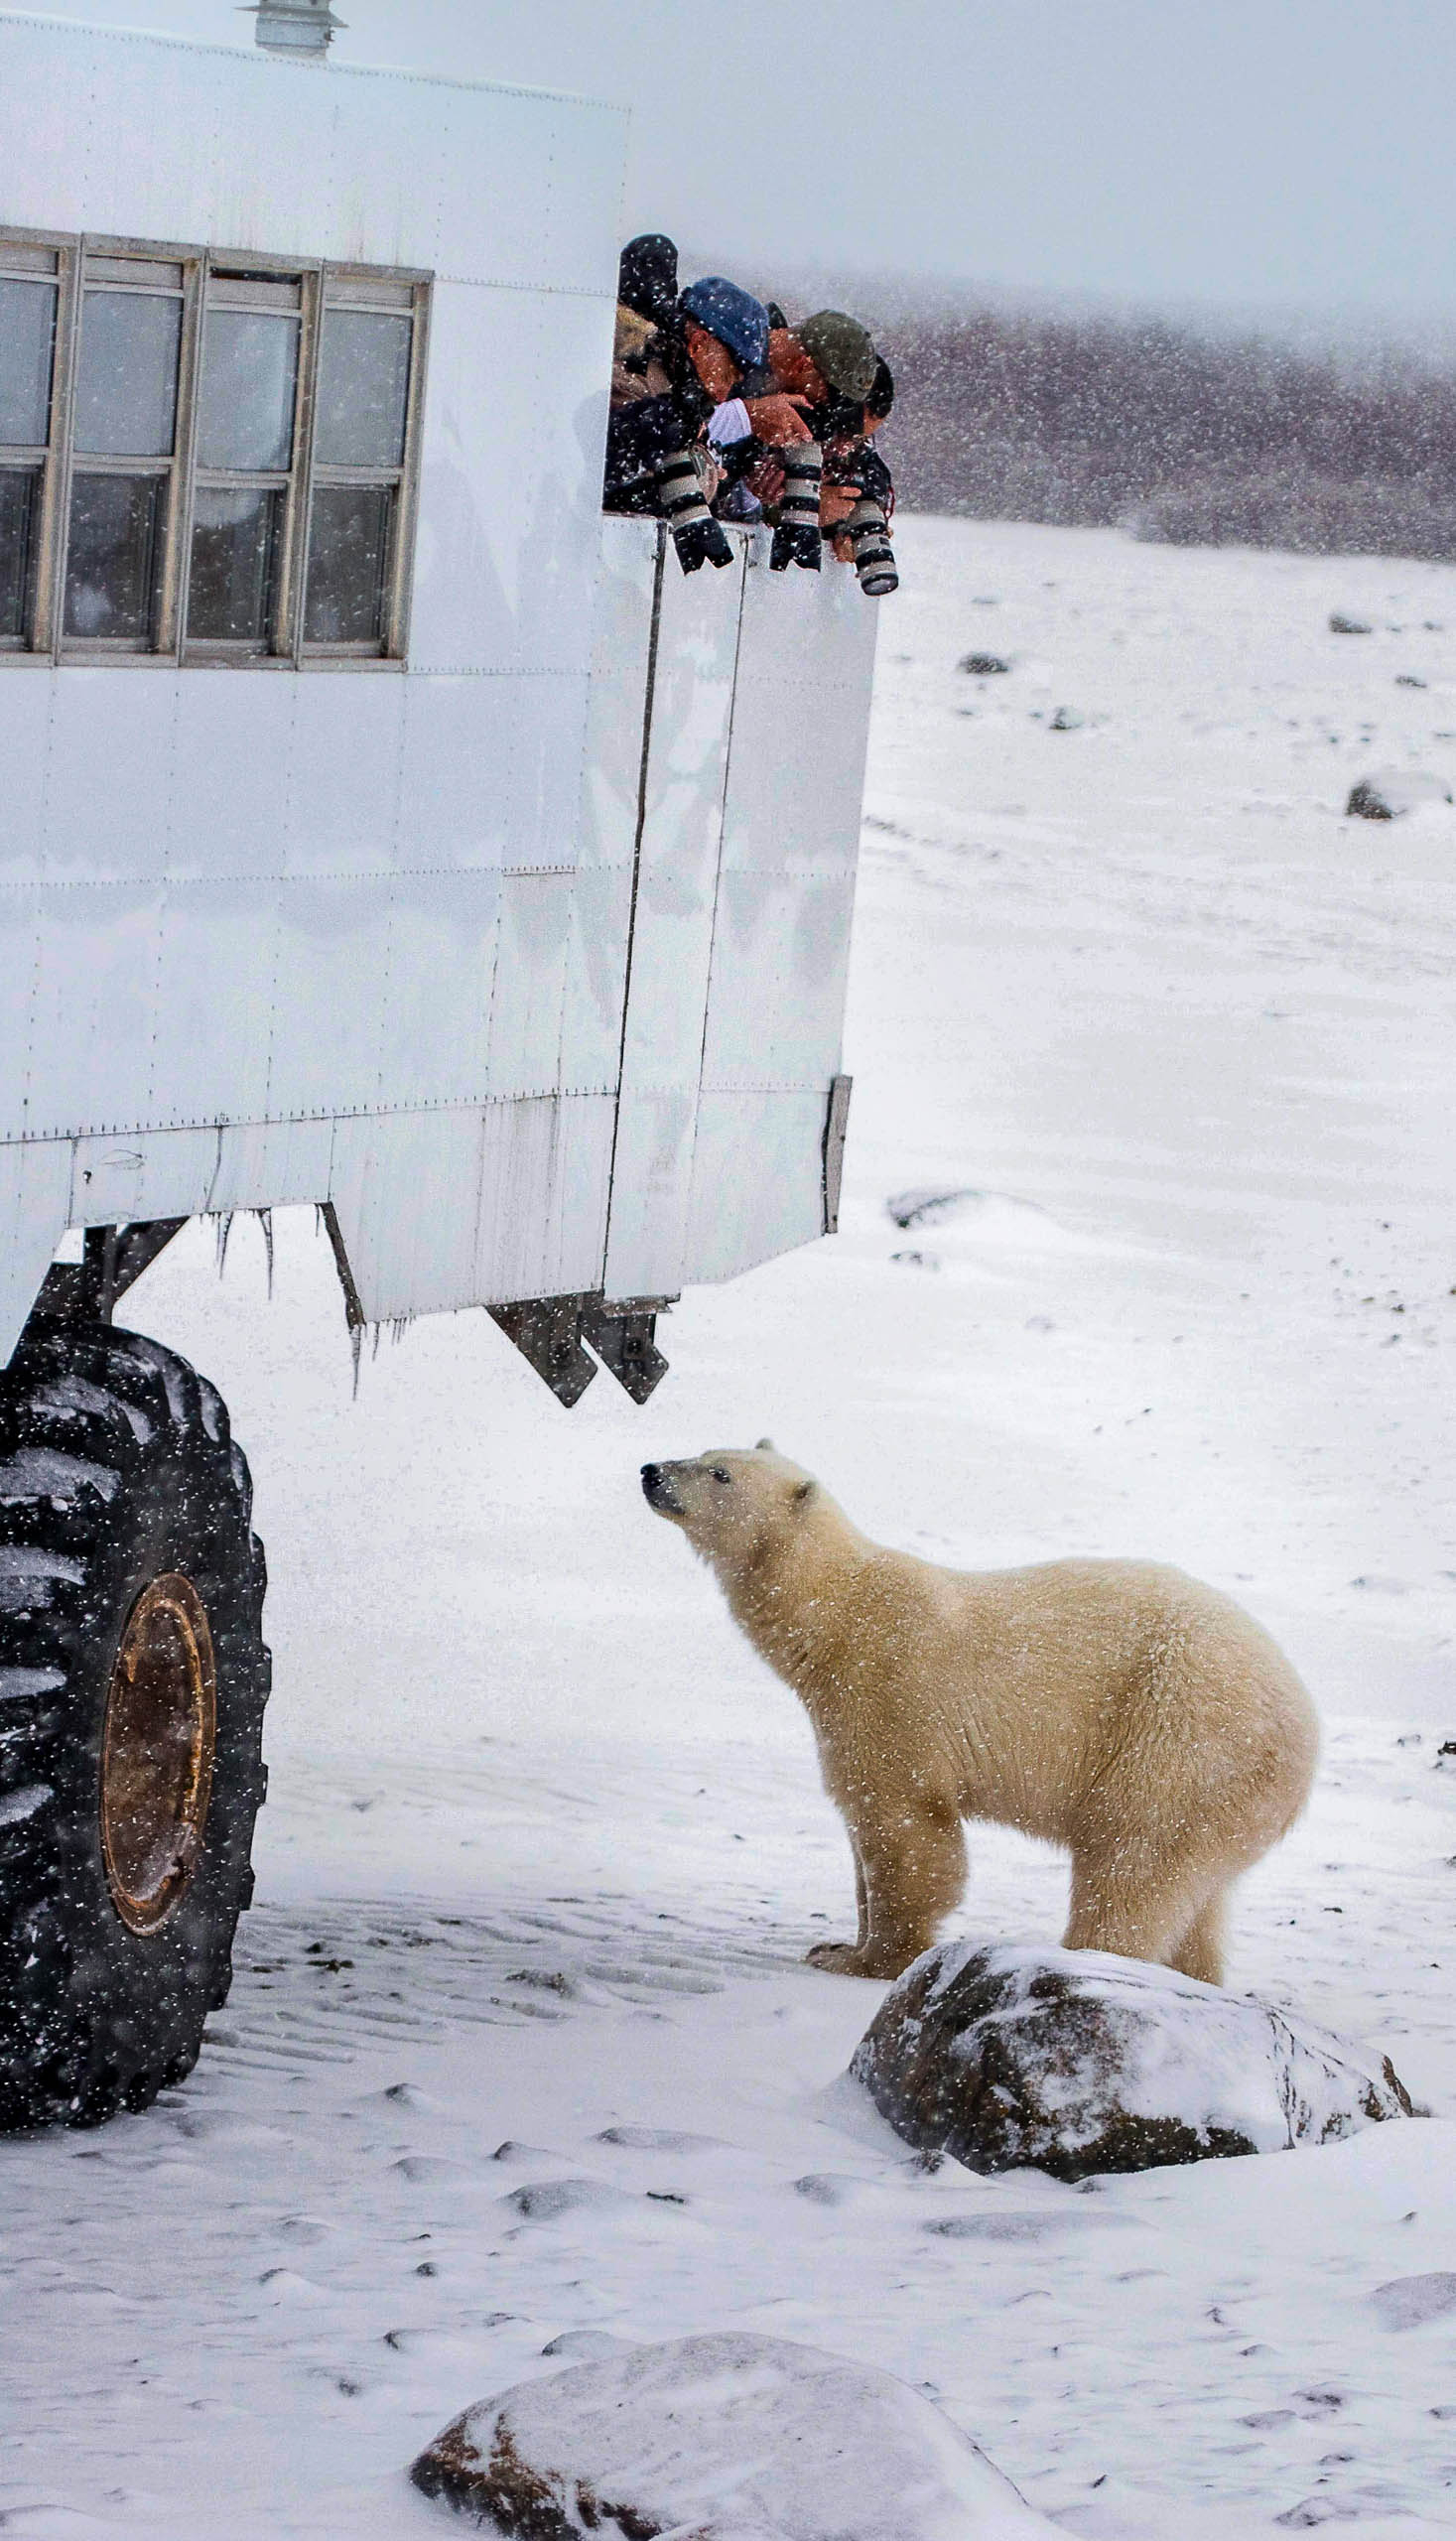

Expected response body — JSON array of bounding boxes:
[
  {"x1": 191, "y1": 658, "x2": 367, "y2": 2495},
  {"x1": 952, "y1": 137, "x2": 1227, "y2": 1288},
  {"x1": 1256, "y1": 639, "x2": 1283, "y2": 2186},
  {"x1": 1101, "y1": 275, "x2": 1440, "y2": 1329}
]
[
  {"x1": 603, "y1": 242, "x2": 773, "y2": 574},
  {"x1": 734, "y1": 312, "x2": 898, "y2": 592}
]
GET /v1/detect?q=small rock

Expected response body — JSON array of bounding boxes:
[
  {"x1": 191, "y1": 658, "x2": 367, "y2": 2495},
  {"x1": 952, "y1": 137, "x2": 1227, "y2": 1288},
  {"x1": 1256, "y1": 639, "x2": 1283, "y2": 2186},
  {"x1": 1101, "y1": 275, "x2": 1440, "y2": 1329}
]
[
  {"x1": 1347, "y1": 770, "x2": 1453, "y2": 820},
  {"x1": 411, "y1": 2332, "x2": 1056, "y2": 2535},
  {"x1": 1395, "y1": 673, "x2": 1428, "y2": 688},
  {"x1": 1373, "y1": 2272, "x2": 1456, "y2": 2330},
  {"x1": 500, "y1": 2178, "x2": 634, "y2": 2221},
  {"x1": 1049, "y1": 705, "x2": 1085, "y2": 731},
  {"x1": 958, "y1": 652, "x2": 1011, "y2": 675},
  {"x1": 850, "y1": 1941, "x2": 1417, "y2": 2183},
  {"x1": 1329, "y1": 611, "x2": 1373, "y2": 634}
]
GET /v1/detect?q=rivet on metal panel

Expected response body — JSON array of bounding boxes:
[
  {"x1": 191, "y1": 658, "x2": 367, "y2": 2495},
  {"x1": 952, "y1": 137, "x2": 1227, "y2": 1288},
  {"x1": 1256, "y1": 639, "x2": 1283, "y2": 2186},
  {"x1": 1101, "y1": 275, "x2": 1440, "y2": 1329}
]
[{"x1": 822, "y1": 1073, "x2": 853, "y2": 1235}]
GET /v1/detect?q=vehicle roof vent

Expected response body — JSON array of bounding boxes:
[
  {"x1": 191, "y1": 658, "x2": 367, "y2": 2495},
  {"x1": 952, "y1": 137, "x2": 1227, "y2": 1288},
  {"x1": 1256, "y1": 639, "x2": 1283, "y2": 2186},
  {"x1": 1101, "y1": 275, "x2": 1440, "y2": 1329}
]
[{"x1": 247, "y1": 0, "x2": 345, "y2": 54}]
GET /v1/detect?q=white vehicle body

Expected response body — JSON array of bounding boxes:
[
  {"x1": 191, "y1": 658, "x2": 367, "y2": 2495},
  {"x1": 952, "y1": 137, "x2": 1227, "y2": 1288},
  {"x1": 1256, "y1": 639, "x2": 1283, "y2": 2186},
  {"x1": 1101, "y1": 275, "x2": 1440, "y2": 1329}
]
[{"x1": 0, "y1": 13, "x2": 875, "y2": 1379}]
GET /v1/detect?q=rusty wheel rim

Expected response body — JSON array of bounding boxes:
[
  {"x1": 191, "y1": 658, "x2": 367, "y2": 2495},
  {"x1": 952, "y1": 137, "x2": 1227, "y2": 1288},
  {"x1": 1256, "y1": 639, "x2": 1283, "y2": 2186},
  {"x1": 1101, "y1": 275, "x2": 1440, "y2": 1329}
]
[{"x1": 100, "y1": 1573, "x2": 216, "y2": 1937}]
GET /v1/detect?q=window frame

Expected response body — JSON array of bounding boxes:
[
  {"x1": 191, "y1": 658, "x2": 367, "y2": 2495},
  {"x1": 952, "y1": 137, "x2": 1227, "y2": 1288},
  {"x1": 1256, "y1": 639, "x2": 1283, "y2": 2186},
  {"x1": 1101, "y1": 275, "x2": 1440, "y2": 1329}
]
[{"x1": 0, "y1": 226, "x2": 432, "y2": 671}]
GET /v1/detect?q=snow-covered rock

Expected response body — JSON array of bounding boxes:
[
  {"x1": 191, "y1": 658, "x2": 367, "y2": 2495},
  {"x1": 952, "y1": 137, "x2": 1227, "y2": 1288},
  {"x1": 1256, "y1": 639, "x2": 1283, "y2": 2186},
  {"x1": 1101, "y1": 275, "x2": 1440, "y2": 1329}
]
[
  {"x1": 410, "y1": 2331, "x2": 1057, "y2": 2537},
  {"x1": 850, "y1": 1941, "x2": 1417, "y2": 2183},
  {"x1": 1345, "y1": 769, "x2": 1453, "y2": 819}
]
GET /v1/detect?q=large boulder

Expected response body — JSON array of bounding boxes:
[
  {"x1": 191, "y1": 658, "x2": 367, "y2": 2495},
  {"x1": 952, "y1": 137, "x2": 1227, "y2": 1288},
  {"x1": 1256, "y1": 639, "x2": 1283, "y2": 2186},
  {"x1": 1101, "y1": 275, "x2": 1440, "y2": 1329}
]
[
  {"x1": 851, "y1": 1941, "x2": 1416, "y2": 2183},
  {"x1": 411, "y1": 2331, "x2": 1057, "y2": 2537}
]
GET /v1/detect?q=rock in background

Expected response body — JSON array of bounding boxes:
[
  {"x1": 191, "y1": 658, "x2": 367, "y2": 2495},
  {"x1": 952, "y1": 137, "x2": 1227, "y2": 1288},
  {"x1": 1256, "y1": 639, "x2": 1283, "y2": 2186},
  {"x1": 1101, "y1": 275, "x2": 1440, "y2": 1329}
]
[
  {"x1": 1346, "y1": 769, "x2": 1454, "y2": 819},
  {"x1": 411, "y1": 2330, "x2": 1058, "y2": 2537},
  {"x1": 851, "y1": 1941, "x2": 1417, "y2": 2183}
]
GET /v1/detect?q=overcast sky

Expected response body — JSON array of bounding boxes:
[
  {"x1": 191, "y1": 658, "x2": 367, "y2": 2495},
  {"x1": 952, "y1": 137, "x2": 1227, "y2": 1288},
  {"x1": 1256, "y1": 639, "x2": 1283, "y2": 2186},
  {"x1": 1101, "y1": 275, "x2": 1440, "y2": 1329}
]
[{"x1": 34, "y1": 0, "x2": 1456, "y2": 322}]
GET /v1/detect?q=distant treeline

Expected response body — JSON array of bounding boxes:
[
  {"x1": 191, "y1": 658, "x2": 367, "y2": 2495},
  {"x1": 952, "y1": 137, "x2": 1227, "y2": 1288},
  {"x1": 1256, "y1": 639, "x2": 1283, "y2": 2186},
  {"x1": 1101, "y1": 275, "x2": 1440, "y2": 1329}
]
[{"x1": 871, "y1": 308, "x2": 1456, "y2": 560}]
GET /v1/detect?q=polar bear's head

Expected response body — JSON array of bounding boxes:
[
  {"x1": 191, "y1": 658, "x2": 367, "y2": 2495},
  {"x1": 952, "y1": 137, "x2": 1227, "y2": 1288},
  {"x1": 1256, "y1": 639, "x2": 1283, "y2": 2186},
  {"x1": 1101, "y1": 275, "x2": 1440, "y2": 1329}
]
[{"x1": 641, "y1": 1441, "x2": 819, "y2": 1567}]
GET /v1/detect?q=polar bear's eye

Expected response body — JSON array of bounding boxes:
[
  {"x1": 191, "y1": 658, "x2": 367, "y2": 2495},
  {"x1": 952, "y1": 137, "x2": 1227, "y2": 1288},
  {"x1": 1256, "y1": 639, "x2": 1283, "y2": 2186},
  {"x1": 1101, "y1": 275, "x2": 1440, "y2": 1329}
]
[{"x1": 710, "y1": 1467, "x2": 731, "y2": 1485}]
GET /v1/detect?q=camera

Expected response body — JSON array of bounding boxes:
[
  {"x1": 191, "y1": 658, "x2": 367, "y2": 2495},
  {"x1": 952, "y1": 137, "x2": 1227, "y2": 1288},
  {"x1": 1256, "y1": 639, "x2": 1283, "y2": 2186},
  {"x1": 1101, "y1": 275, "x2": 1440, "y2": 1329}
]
[
  {"x1": 825, "y1": 445, "x2": 898, "y2": 598},
  {"x1": 770, "y1": 440, "x2": 823, "y2": 573},
  {"x1": 656, "y1": 449, "x2": 733, "y2": 574},
  {"x1": 845, "y1": 494, "x2": 897, "y2": 597}
]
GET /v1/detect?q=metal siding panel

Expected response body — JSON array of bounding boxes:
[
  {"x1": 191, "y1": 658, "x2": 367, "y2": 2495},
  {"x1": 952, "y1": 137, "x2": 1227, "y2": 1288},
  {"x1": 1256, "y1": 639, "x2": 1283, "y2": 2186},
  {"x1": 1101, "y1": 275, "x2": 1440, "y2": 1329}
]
[
  {"x1": 559, "y1": 860, "x2": 633, "y2": 1096},
  {"x1": 474, "y1": 1093, "x2": 611, "y2": 1301},
  {"x1": 283, "y1": 678, "x2": 405, "y2": 877},
  {"x1": 0, "y1": 674, "x2": 54, "y2": 891},
  {"x1": 685, "y1": 1088, "x2": 828, "y2": 1283},
  {"x1": 371, "y1": 869, "x2": 502, "y2": 1110},
  {"x1": 194, "y1": 1116, "x2": 333, "y2": 1215},
  {"x1": 70, "y1": 1117, "x2": 332, "y2": 1227},
  {"x1": 676, "y1": 554, "x2": 877, "y2": 1287},
  {"x1": 484, "y1": 870, "x2": 576, "y2": 1101},
  {"x1": 43, "y1": 673, "x2": 181, "y2": 883},
  {"x1": 579, "y1": 519, "x2": 657, "y2": 872},
  {"x1": 697, "y1": 869, "x2": 857, "y2": 1089},
  {"x1": 166, "y1": 676, "x2": 299, "y2": 884},
  {"x1": 601, "y1": 542, "x2": 744, "y2": 1297},
  {"x1": 68, "y1": 1125, "x2": 231, "y2": 1228},
  {"x1": 0, "y1": 888, "x2": 40, "y2": 1142},
  {"x1": 262, "y1": 875, "x2": 393, "y2": 1119},
  {"x1": 721, "y1": 549, "x2": 877, "y2": 877},
  {"x1": 397, "y1": 671, "x2": 588, "y2": 874},
  {"x1": 27, "y1": 884, "x2": 163, "y2": 1138},
  {"x1": 329, "y1": 1091, "x2": 612, "y2": 1320},
  {"x1": 0, "y1": 1138, "x2": 71, "y2": 1368},
  {"x1": 145, "y1": 878, "x2": 278, "y2": 1129},
  {"x1": 0, "y1": 20, "x2": 625, "y2": 288},
  {"x1": 329, "y1": 1108, "x2": 487, "y2": 1319},
  {"x1": 408, "y1": 286, "x2": 613, "y2": 677}
]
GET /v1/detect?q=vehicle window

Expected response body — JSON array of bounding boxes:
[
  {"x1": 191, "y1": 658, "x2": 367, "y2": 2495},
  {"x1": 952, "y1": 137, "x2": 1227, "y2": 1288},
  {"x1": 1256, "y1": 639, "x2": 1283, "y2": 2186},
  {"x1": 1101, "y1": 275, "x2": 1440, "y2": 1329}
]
[
  {"x1": 0, "y1": 261, "x2": 58, "y2": 646},
  {"x1": 304, "y1": 483, "x2": 392, "y2": 645},
  {"x1": 65, "y1": 269, "x2": 184, "y2": 646},
  {"x1": 0, "y1": 230, "x2": 429, "y2": 666},
  {"x1": 314, "y1": 309, "x2": 411, "y2": 468},
  {"x1": 72, "y1": 285, "x2": 183, "y2": 458},
  {"x1": 65, "y1": 473, "x2": 167, "y2": 642},
  {"x1": 0, "y1": 274, "x2": 56, "y2": 444}
]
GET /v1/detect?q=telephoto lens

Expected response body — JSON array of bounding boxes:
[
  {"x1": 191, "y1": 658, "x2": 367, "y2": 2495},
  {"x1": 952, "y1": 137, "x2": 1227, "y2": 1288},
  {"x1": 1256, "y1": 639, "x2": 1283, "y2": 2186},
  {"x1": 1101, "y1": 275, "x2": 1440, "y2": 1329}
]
[
  {"x1": 656, "y1": 450, "x2": 733, "y2": 573},
  {"x1": 846, "y1": 494, "x2": 898, "y2": 597},
  {"x1": 770, "y1": 441, "x2": 823, "y2": 572}
]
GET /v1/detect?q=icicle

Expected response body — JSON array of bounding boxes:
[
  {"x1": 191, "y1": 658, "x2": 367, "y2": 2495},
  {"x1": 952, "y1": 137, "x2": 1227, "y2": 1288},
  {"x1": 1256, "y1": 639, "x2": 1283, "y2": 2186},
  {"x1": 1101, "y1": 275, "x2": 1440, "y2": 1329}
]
[
  {"x1": 258, "y1": 1209, "x2": 274, "y2": 1299},
  {"x1": 348, "y1": 1318, "x2": 363, "y2": 1399},
  {"x1": 213, "y1": 1211, "x2": 235, "y2": 1276}
]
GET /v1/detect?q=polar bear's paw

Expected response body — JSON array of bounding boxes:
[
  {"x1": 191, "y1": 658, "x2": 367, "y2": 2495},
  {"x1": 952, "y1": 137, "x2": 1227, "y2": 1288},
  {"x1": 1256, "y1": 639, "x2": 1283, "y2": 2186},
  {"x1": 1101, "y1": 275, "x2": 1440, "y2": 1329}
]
[{"x1": 807, "y1": 1940, "x2": 887, "y2": 1977}]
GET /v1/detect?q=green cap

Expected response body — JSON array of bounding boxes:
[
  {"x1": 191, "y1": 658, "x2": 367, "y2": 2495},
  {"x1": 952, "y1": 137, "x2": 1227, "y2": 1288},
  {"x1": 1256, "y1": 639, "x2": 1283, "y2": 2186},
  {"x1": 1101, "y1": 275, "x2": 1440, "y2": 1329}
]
[{"x1": 797, "y1": 309, "x2": 878, "y2": 401}]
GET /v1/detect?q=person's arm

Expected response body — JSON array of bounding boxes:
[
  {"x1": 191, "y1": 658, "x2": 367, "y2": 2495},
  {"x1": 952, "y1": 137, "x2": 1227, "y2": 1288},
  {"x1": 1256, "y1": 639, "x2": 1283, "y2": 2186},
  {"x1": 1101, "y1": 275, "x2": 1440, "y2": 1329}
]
[
  {"x1": 742, "y1": 391, "x2": 813, "y2": 447},
  {"x1": 707, "y1": 397, "x2": 753, "y2": 448}
]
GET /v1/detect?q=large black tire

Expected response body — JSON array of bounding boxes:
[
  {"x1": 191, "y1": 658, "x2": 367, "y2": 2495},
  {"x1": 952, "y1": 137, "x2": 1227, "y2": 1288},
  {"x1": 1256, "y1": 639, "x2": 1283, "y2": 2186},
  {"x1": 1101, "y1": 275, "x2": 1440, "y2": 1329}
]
[{"x1": 0, "y1": 1321, "x2": 269, "y2": 2127}]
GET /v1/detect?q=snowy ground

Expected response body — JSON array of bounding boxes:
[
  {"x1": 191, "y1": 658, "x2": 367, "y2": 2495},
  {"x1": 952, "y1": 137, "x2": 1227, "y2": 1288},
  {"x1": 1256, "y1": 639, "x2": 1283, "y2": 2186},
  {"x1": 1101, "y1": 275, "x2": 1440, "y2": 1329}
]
[{"x1": 3, "y1": 516, "x2": 1454, "y2": 2538}]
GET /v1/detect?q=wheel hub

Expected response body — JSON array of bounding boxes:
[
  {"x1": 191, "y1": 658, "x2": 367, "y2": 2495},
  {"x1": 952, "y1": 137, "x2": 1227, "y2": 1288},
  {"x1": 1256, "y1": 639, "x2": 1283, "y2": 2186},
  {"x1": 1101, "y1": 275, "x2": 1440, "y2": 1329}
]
[{"x1": 100, "y1": 1573, "x2": 216, "y2": 1936}]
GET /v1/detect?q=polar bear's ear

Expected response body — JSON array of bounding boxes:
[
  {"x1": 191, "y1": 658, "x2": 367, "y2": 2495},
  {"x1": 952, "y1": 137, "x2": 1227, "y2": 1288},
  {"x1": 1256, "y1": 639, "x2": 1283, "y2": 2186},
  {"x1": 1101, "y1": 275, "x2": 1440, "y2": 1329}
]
[{"x1": 755, "y1": 1436, "x2": 775, "y2": 1452}]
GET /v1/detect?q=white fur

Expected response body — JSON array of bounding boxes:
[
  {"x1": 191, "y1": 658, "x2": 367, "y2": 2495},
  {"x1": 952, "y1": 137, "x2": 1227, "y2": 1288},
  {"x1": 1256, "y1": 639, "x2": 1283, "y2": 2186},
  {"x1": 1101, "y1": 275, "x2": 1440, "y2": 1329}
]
[{"x1": 644, "y1": 1445, "x2": 1320, "y2": 1983}]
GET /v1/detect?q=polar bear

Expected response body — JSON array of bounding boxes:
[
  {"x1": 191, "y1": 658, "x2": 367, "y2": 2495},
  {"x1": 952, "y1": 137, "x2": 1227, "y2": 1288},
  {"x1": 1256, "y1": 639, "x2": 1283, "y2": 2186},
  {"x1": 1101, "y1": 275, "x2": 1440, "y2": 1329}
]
[{"x1": 641, "y1": 1445, "x2": 1319, "y2": 1986}]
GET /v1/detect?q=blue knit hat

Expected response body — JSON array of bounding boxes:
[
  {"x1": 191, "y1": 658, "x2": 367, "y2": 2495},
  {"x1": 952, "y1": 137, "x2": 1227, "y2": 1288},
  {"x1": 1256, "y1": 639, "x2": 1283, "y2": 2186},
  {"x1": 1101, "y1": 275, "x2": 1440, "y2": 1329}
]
[{"x1": 679, "y1": 276, "x2": 770, "y2": 374}]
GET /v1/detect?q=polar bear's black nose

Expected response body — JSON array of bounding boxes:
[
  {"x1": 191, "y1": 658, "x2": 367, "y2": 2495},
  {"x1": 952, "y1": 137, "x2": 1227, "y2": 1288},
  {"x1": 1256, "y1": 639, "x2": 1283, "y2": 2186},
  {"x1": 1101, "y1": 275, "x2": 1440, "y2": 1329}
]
[{"x1": 641, "y1": 1463, "x2": 661, "y2": 1502}]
